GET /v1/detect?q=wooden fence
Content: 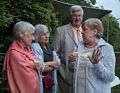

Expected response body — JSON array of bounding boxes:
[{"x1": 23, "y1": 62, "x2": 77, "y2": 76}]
[{"x1": 115, "y1": 52, "x2": 120, "y2": 66}]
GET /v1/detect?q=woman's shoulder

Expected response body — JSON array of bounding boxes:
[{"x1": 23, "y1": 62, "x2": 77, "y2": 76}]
[
  {"x1": 98, "y1": 38, "x2": 114, "y2": 53},
  {"x1": 31, "y1": 42, "x2": 42, "y2": 51},
  {"x1": 31, "y1": 42, "x2": 39, "y2": 46},
  {"x1": 31, "y1": 42, "x2": 40, "y2": 48},
  {"x1": 101, "y1": 38, "x2": 113, "y2": 49}
]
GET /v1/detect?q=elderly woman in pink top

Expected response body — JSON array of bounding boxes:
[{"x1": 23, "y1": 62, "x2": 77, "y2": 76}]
[{"x1": 3, "y1": 21, "x2": 40, "y2": 93}]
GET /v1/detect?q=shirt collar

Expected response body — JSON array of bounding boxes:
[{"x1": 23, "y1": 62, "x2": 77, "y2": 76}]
[{"x1": 72, "y1": 26, "x2": 82, "y2": 32}]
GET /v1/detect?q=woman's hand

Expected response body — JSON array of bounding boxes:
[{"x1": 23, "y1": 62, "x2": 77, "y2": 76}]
[
  {"x1": 88, "y1": 49, "x2": 103, "y2": 64},
  {"x1": 46, "y1": 61, "x2": 57, "y2": 68},
  {"x1": 43, "y1": 65, "x2": 53, "y2": 72},
  {"x1": 34, "y1": 60, "x2": 44, "y2": 73},
  {"x1": 43, "y1": 61, "x2": 57, "y2": 72},
  {"x1": 68, "y1": 52, "x2": 78, "y2": 62},
  {"x1": 34, "y1": 62, "x2": 42, "y2": 73}
]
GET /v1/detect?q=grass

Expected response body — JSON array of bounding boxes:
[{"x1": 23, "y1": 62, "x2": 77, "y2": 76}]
[{"x1": 112, "y1": 67, "x2": 120, "y2": 93}]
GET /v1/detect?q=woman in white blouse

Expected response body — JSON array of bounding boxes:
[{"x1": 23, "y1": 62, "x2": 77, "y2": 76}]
[
  {"x1": 72, "y1": 18, "x2": 116, "y2": 93},
  {"x1": 31, "y1": 24, "x2": 60, "y2": 93}
]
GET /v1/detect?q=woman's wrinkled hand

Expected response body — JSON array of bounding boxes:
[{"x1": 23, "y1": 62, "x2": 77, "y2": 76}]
[
  {"x1": 34, "y1": 60, "x2": 43, "y2": 73},
  {"x1": 88, "y1": 49, "x2": 103, "y2": 64},
  {"x1": 44, "y1": 62, "x2": 54, "y2": 72},
  {"x1": 34, "y1": 62, "x2": 41, "y2": 70},
  {"x1": 68, "y1": 52, "x2": 78, "y2": 62}
]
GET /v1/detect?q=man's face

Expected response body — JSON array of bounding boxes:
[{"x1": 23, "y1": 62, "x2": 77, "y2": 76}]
[{"x1": 71, "y1": 11, "x2": 83, "y2": 27}]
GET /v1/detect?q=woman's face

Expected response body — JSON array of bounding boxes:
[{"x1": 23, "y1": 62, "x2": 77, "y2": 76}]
[
  {"x1": 82, "y1": 26, "x2": 97, "y2": 44},
  {"x1": 39, "y1": 29, "x2": 49, "y2": 44},
  {"x1": 71, "y1": 11, "x2": 83, "y2": 27},
  {"x1": 20, "y1": 30, "x2": 35, "y2": 46}
]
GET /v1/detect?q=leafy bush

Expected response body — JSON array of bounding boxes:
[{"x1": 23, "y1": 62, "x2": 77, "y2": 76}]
[{"x1": 0, "y1": 0, "x2": 59, "y2": 54}]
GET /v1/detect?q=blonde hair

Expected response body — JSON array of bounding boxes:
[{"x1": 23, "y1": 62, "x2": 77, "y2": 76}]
[{"x1": 82, "y1": 18, "x2": 104, "y2": 38}]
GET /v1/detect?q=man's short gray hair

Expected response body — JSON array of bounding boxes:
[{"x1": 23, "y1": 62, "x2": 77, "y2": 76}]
[
  {"x1": 13, "y1": 21, "x2": 35, "y2": 39},
  {"x1": 34, "y1": 24, "x2": 48, "y2": 42},
  {"x1": 70, "y1": 5, "x2": 84, "y2": 15}
]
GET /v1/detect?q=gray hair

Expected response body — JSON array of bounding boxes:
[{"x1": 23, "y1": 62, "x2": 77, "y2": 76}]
[
  {"x1": 82, "y1": 18, "x2": 104, "y2": 38},
  {"x1": 34, "y1": 24, "x2": 48, "y2": 42},
  {"x1": 13, "y1": 21, "x2": 35, "y2": 39},
  {"x1": 70, "y1": 5, "x2": 84, "y2": 15}
]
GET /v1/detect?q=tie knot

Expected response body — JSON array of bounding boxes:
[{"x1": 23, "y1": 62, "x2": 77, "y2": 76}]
[{"x1": 77, "y1": 29, "x2": 80, "y2": 33}]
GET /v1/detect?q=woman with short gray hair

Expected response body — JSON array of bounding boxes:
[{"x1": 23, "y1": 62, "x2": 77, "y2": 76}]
[
  {"x1": 3, "y1": 21, "x2": 40, "y2": 93},
  {"x1": 31, "y1": 24, "x2": 60, "y2": 93},
  {"x1": 72, "y1": 18, "x2": 116, "y2": 93},
  {"x1": 13, "y1": 21, "x2": 35, "y2": 40},
  {"x1": 34, "y1": 24, "x2": 48, "y2": 42}
]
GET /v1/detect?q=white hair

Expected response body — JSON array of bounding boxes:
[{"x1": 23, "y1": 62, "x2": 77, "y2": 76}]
[
  {"x1": 34, "y1": 24, "x2": 48, "y2": 42},
  {"x1": 13, "y1": 21, "x2": 35, "y2": 39},
  {"x1": 70, "y1": 5, "x2": 84, "y2": 15}
]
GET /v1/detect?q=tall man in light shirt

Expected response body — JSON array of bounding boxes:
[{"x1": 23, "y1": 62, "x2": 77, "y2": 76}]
[{"x1": 53, "y1": 5, "x2": 84, "y2": 93}]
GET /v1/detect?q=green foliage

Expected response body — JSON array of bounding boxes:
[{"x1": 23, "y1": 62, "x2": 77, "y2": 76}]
[
  {"x1": 90, "y1": 0, "x2": 96, "y2": 5},
  {"x1": 102, "y1": 15, "x2": 120, "y2": 51},
  {"x1": 31, "y1": 3, "x2": 58, "y2": 29},
  {"x1": 0, "y1": 1, "x2": 14, "y2": 28},
  {"x1": 0, "y1": 12, "x2": 13, "y2": 28},
  {"x1": 0, "y1": 0, "x2": 59, "y2": 54},
  {"x1": 111, "y1": 67, "x2": 120, "y2": 93},
  {"x1": 58, "y1": 0, "x2": 96, "y2": 6},
  {"x1": 6, "y1": 0, "x2": 58, "y2": 29}
]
